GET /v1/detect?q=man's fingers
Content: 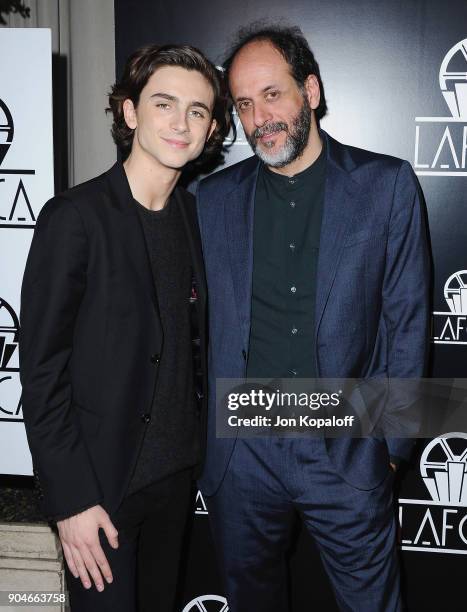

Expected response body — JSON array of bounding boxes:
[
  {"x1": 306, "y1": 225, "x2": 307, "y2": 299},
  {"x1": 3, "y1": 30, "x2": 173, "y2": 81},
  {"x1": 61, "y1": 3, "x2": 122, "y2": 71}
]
[
  {"x1": 101, "y1": 516, "x2": 119, "y2": 549},
  {"x1": 79, "y1": 545, "x2": 105, "y2": 592},
  {"x1": 90, "y1": 543, "x2": 113, "y2": 584},
  {"x1": 57, "y1": 506, "x2": 116, "y2": 591},
  {"x1": 70, "y1": 546, "x2": 92, "y2": 590},
  {"x1": 61, "y1": 542, "x2": 79, "y2": 579},
  {"x1": 56, "y1": 506, "x2": 117, "y2": 591}
]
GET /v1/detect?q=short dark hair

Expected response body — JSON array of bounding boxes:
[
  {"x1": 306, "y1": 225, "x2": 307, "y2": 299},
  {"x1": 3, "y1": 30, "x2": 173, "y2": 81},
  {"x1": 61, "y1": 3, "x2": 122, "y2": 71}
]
[
  {"x1": 107, "y1": 44, "x2": 230, "y2": 165},
  {"x1": 223, "y1": 23, "x2": 327, "y2": 122}
]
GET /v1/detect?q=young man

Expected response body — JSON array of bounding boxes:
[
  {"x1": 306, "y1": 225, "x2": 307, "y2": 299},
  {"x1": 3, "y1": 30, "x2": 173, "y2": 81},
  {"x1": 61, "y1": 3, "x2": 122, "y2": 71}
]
[
  {"x1": 20, "y1": 44, "x2": 227, "y2": 612},
  {"x1": 196, "y1": 25, "x2": 430, "y2": 612}
]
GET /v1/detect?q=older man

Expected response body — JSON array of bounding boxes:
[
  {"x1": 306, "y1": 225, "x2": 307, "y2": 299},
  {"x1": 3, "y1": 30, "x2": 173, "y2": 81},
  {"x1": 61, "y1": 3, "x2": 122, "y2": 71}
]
[{"x1": 196, "y1": 24, "x2": 429, "y2": 612}]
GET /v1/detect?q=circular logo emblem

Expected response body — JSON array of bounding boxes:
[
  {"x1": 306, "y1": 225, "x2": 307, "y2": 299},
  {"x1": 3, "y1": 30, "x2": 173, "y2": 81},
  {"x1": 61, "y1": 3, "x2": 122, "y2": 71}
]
[
  {"x1": 443, "y1": 270, "x2": 467, "y2": 314},
  {"x1": 0, "y1": 99, "x2": 14, "y2": 166},
  {"x1": 182, "y1": 594, "x2": 229, "y2": 612},
  {"x1": 420, "y1": 433, "x2": 467, "y2": 505},
  {"x1": 439, "y1": 39, "x2": 467, "y2": 118},
  {"x1": 0, "y1": 297, "x2": 20, "y2": 371}
]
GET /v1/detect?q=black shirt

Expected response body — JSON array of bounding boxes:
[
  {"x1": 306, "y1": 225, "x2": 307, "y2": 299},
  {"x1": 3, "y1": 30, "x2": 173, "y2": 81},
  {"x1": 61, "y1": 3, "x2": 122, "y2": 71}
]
[
  {"x1": 127, "y1": 192, "x2": 199, "y2": 495},
  {"x1": 247, "y1": 145, "x2": 326, "y2": 379}
]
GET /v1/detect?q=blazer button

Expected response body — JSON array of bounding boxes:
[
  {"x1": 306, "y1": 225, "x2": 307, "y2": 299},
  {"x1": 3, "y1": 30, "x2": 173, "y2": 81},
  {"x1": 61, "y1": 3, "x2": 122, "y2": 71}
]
[
  {"x1": 140, "y1": 413, "x2": 151, "y2": 424},
  {"x1": 150, "y1": 353, "x2": 160, "y2": 365}
]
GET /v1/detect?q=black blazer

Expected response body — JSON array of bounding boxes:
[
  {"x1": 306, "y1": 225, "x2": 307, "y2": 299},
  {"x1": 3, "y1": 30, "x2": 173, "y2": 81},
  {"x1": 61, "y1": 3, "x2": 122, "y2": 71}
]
[{"x1": 19, "y1": 162, "x2": 207, "y2": 521}]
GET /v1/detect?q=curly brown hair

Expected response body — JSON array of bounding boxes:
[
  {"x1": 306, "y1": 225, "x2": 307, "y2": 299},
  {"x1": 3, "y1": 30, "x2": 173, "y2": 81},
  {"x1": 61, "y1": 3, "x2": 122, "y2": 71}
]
[{"x1": 107, "y1": 44, "x2": 230, "y2": 166}]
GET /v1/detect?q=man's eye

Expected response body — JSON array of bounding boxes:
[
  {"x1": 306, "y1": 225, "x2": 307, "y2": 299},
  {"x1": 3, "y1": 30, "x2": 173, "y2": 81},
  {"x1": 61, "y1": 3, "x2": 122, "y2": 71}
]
[
  {"x1": 190, "y1": 110, "x2": 205, "y2": 119},
  {"x1": 237, "y1": 101, "x2": 251, "y2": 112},
  {"x1": 156, "y1": 103, "x2": 170, "y2": 109},
  {"x1": 266, "y1": 91, "x2": 279, "y2": 100}
]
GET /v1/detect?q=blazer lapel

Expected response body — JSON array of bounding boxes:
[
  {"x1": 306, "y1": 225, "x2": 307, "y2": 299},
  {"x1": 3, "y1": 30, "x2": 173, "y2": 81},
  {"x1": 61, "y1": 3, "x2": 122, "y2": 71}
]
[
  {"x1": 314, "y1": 136, "x2": 366, "y2": 341},
  {"x1": 221, "y1": 142, "x2": 364, "y2": 354},
  {"x1": 224, "y1": 161, "x2": 260, "y2": 352},
  {"x1": 175, "y1": 187, "x2": 207, "y2": 311},
  {"x1": 105, "y1": 162, "x2": 157, "y2": 310}
]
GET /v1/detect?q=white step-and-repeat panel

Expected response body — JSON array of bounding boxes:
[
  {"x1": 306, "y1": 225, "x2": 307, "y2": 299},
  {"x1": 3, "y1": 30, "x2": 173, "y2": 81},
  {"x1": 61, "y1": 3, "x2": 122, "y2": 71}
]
[{"x1": 0, "y1": 28, "x2": 53, "y2": 475}]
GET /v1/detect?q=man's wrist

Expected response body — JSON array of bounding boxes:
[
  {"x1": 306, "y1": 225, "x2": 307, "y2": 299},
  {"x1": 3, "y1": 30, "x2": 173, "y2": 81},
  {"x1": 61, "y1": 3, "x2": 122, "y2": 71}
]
[{"x1": 53, "y1": 500, "x2": 103, "y2": 524}]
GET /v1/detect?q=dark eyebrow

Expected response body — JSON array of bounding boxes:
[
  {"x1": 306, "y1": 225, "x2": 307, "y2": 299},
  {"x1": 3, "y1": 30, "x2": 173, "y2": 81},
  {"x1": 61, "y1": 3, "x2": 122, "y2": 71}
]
[
  {"x1": 190, "y1": 101, "x2": 211, "y2": 113},
  {"x1": 235, "y1": 85, "x2": 279, "y2": 103},
  {"x1": 151, "y1": 92, "x2": 177, "y2": 101},
  {"x1": 151, "y1": 92, "x2": 211, "y2": 113}
]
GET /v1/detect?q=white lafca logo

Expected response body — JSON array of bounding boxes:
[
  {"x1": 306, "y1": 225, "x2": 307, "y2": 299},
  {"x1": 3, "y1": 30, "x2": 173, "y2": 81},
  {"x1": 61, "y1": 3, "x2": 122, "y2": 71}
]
[
  {"x1": 444, "y1": 270, "x2": 467, "y2": 315},
  {"x1": 182, "y1": 594, "x2": 229, "y2": 612},
  {"x1": 439, "y1": 39, "x2": 467, "y2": 119},
  {"x1": 414, "y1": 39, "x2": 467, "y2": 177},
  {"x1": 420, "y1": 433, "x2": 467, "y2": 505},
  {"x1": 399, "y1": 434, "x2": 467, "y2": 555},
  {"x1": 432, "y1": 270, "x2": 467, "y2": 344}
]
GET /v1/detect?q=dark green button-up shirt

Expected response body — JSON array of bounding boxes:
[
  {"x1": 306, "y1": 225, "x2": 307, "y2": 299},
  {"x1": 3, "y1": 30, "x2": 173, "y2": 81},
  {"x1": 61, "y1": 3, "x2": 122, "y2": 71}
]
[{"x1": 247, "y1": 144, "x2": 326, "y2": 379}]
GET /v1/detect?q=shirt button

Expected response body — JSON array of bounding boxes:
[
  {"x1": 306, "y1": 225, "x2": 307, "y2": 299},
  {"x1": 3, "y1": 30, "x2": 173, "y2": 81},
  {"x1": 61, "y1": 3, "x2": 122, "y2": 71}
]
[
  {"x1": 290, "y1": 201, "x2": 296, "y2": 208},
  {"x1": 150, "y1": 353, "x2": 160, "y2": 365},
  {"x1": 289, "y1": 243, "x2": 295, "y2": 251},
  {"x1": 289, "y1": 179, "x2": 296, "y2": 185},
  {"x1": 291, "y1": 327, "x2": 298, "y2": 335},
  {"x1": 140, "y1": 413, "x2": 151, "y2": 424},
  {"x1": 290, "y1": 286, "x2": 297, "y2": 293}
]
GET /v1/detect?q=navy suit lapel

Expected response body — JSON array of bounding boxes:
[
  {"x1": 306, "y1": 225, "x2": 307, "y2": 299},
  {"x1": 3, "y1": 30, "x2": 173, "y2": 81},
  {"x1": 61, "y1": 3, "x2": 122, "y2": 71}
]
[
  {"x1": 224, "y1": 161, "x2": 260, "y2": 352},
  {"x1": 314, "y1": 136, "x2": 365, "y2": 343}
]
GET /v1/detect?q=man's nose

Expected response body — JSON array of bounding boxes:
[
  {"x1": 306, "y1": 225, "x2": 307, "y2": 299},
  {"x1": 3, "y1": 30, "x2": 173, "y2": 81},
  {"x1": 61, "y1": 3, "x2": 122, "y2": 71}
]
[
  {"x1": 171, "y1": 110, "x2": 189, "y2": 133},
  {"x1": 252, "y1": 101, "x2": 273, "y2": 128}
]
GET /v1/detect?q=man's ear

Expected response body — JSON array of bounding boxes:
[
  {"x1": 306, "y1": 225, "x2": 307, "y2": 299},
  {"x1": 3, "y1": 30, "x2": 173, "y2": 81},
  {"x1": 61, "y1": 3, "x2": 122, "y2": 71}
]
[
  {"x1": 207, "y1": 118, "x2": 217, "y2": 141},
  {"x1": 304, "y1": 74, "x2": 321, "y2": 111},
  {"x1": 123, "y1": 99, "x2": 137, "y2": 130}
]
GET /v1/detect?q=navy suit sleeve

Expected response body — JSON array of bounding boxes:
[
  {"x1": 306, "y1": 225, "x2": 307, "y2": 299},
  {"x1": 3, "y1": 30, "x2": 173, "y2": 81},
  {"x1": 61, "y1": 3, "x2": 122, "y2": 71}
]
[
  {"x1": 20, "y1": 197, "x2": 103, "y2": 521},
  {"x1": 382, "y1": 161, "x2": 430, "y2": 460}
]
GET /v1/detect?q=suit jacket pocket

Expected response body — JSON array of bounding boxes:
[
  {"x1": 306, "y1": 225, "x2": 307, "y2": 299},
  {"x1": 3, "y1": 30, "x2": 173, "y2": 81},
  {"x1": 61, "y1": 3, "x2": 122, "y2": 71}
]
[{"x1": 75, "y1": 403, "x2": 102, "y2": 437}]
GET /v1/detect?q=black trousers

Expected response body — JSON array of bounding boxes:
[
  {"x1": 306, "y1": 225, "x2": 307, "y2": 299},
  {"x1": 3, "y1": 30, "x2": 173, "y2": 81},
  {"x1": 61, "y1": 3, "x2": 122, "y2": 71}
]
[{"x1": 65, "y1": 469, "x2": 193, "y2": 612}]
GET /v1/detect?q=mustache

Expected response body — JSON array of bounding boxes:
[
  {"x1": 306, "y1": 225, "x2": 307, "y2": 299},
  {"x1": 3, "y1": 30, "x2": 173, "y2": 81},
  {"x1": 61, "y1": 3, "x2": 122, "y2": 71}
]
[{"x1": 252, "y1": 122, "x2": 288, "y2": 140}]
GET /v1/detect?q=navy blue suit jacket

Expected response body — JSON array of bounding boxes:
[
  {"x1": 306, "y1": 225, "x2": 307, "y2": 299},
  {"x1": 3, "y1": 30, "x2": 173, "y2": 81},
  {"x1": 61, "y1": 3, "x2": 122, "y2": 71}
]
[{"x1": 196, "y1": 130, "x2": 430, "y2": 495}]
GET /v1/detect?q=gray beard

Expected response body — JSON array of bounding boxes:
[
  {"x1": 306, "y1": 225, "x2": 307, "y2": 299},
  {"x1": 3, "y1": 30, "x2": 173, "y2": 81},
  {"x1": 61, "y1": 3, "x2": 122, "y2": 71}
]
[{"x1": 247, "y1": 97, "x2": 312, "y2": 168}]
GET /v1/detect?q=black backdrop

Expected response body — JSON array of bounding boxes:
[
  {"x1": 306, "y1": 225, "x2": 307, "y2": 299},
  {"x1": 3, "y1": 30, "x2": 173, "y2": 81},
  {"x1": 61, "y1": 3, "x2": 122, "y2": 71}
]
[{"x1": 114, "y1": 1, "x2": 467, "y2": 610}]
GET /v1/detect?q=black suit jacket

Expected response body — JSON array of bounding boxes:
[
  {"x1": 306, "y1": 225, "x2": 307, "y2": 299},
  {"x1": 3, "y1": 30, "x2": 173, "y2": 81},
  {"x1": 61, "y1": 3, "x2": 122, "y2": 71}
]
[{"x1": 19, "y1": 162, "x2": 207, "y2": 521}]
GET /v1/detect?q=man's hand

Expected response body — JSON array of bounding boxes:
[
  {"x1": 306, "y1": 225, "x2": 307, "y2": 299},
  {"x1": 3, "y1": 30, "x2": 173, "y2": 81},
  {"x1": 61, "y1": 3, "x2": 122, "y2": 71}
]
[
  {"x1": 390, "y1": 462, "x2": 397, "y2": 472},
  {"x1": 57, "y1": 504, "x2": 118, "y2": 591}
]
